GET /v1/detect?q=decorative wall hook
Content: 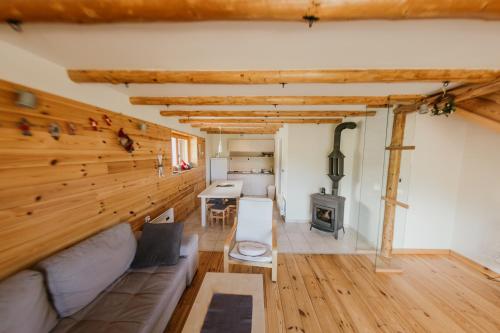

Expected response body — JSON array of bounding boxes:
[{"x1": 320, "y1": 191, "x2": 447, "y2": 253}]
[
  {"x1": 6, "y1": 19, "x2": 23, "y2": 32},
  {"x1": 103, "y1": 115, "x2": 112, "y2": 126},
  {"x1": 157, "y1": 153, "x2": 165, "y2": 177},
  {"x1": 303, "y1": 15, "x2": 319, "y2": 28},
  {"x1": 139, "y1": 123, "x2": 148, "y2": 132},
  {"x1": 89, "y1": 118, "x2": 98, "y2": 131},
  {"x1": 18, "y1": 118, "x2": 32, "y2": 136},
  {"x1": 67, "y1": 122, "x2": 76, "y2": 135},
  {"x1": 118, "y1": 128, "x2": 134, "y2": 153},
  {"x1": 48, "y1": 123, "x2": 61, "y2": 140}
]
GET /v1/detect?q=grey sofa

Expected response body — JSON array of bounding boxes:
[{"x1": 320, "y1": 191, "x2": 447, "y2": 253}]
[{"x1": 0, "y1": 223, "x2": 198, "y2": 333}]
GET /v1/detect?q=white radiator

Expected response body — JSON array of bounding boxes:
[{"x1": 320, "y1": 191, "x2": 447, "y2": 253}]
[{"x1": 148, "y1": 208, "x2": 174, "y2": 224}]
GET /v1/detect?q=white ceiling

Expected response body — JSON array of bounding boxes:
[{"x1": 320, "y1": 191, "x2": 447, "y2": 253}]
[{"x1": 1, "y1": 20, "x2": 499, "y2": 111}]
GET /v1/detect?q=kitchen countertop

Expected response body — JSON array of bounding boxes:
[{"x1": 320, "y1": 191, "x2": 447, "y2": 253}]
[{"x1": 228, "y1": 171, "x2": 274, "y2": 175}]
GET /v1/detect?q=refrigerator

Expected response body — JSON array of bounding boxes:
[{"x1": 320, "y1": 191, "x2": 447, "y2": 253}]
[{"x1": 210, "y1": 158, "x2": 228, "y2": 183}]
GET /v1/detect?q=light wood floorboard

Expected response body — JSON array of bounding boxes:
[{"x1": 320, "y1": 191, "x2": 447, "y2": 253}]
[{"x1": 165, "y1": 252, "x2": 500, "y2": 333}]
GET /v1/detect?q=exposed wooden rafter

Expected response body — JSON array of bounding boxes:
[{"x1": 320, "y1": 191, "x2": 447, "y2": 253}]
[
  {"x1": 67, "y1": 69, "x2": 500, "y2": 84},
  {"x1": 2, "y1": 1, "x2": 500, "y2": 23},
  {"x1": 201, "y1": 128, "x2": 278, "y2": 134},
  {"x1": 190, "y1": 123, "x2": 283, "y2": 128},
  {"x1": 413, "y1": 79, "x2": 500, "y2": 131},
  {"x1": 179, "y1": 118, "x2": 342, "y2": 124},
  {"x1": 132, "y1": 95, "x2": 423, "y2": 106},
  {"x1": 160, "y1": 110, "x2": 375, "y2": 117},
  {"x1": 455, "y1": 108, "x2": 500, "y2": 133},
  {"x1": 457, "y1": 98, "x2": 500, "y2": 122},
  {"x1": 426, "y1": 78, "x2": 500, "y2": 105}
]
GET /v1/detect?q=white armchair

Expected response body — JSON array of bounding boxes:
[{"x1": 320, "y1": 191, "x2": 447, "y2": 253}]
[{"x1": 224, "y1": 197, "x2": 278, "y2": 282}]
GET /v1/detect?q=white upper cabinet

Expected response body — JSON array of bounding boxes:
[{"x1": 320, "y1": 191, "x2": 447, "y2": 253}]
[{"x1": 229, "y1": 139, "x2": 274, "y2": 154}]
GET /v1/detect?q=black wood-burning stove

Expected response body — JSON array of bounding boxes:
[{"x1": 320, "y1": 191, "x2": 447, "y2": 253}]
[
  {"x1": 310, "y1": 122, "x2": 356, "y2": 239},
  {"x1": 311, "y1": 193, "x2": 345, "y2": 239}
]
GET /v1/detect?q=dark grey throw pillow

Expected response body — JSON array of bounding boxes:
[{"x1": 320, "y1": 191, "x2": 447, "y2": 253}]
[{"x1": 132, "y1": 222, "x2": 184, "y2": 268}]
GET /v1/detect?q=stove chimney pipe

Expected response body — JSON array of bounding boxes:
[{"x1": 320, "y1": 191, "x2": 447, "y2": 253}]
[{"x1": 328, "y1": 122, "x2": 357, "y2": 195}]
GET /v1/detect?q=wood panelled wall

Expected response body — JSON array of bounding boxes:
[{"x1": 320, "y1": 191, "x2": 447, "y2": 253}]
[{"x1": 0, "y1": 79, "x2": 206, "y2": 279}]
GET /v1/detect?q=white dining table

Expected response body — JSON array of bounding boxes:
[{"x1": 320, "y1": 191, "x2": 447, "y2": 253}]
[{"x1": 197, "y1": 180, "x2": 243, "y2": 227}]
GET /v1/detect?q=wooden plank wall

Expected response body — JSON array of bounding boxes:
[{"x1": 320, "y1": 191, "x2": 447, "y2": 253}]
[{"x1": 0, "y1": 79, "x2": 206, "y2": 279}]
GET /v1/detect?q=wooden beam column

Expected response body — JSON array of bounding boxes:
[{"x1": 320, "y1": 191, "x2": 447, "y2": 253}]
[
  {"x1": 380, "y1": 111, "x2": 407, "y2": 259},
  {"x1": 2, "y1": 1, "x2": 500, "y2": 23}
]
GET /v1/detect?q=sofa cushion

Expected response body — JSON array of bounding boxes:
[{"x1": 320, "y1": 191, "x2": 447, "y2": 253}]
[
  {"x1": 0, "y1": 270, "x2": 58, "y2": 333},
  {"x1": 132, "y1": 222, "x2": 184, "y2": 268},
  {"x1": 230, "y1": 242, "x2": 272, "y2": 263},
  {"x1": 51, "y1": 258, "x2": 189, "y2": 333},
  {"x1": 37, "y1": 223, "x2": 136, "y2": 317},
  {"x1": 180, "y1": 233, "x2": 198, "y2": 258}
]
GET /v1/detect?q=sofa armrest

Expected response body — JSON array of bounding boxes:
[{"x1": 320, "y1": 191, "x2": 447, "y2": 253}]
[{"x1": 180, "y1": 234, "x2": 198, "y2": 258}]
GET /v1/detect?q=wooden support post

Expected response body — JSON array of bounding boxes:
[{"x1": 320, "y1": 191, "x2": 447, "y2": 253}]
[{"x1": 380, "y1": 111, "x2": 407, "y2": 259}]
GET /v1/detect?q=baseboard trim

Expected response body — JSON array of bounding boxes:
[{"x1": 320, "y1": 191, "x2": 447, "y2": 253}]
[
  {"x1": 349, "y1": 248, "x2": 498, "y2": 279},
  {"x1": 284, "y1": 218, "x2": 310, "y2": 223},
  {"x1": 449, "y1": 250, "x2": 500, "y2": 281},
  {"x1": 392, "y1": 248, "x2": 451, "y2": 255},
  {"x1": 355, "y1": 248, "x2": 450, "y2": 255}
]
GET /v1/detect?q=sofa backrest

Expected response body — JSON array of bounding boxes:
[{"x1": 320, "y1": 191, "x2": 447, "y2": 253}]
[
  {"x1": 37, "y1": 223, "x2": 136, "y2": 317},
  {"x1": 0, "y1": 270, "x2": 58, "y2": 333}
]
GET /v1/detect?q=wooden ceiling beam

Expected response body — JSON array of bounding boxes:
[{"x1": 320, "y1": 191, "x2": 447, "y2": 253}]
[
  {"x1": 457, "y1": 98, "x2": 500, "y2": 123},
  {"x1": 67, "y1": 69, "x2": 500, "y2": 84},
  {"x1": 132, "y1": 95, "x2": 423, "y2": 106},
  {"x1": 455, "y1": 108, "x2": 500, "y2": 133},
  {"x1": 2, "y1": 1, "x2": 500, "y2": 23},
  {"x1": 426, "y1": 78, "x2": 500, "y2": 105},
  {"x1": 482, "y1": 92, "x2": 500, "y2": 105},
  {"x1": 201, "y1": 128, "x2": 278, "y2": 134},
  {"x1": 190, "y1": 123, "x2": 283, "y2": 128},
  {"x1": 180, "y1": 118, "x2": 342, "y2": 124},
  {"x1": 160, "y1": 110, "x2": 375, "y2": 117}
]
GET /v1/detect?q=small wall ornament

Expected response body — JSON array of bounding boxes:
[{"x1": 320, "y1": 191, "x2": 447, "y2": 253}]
[
  {"x1": 67, "y1": 122, "x2": 76, "y2": 135},
  {"x1": 118, "y1": 128, "x2": 134, "y2": 153},
  {"x1": 18, "y1": 118, "x2": 32, "y2": 136},
  {"x1": 89, "y1": 118, "x2": 98, "y2": 131},
  {"x1": 103, "y1": 115, "x2": 112, "y2": 126},
  {"x1": 157, "y1": 153, "x2": 165, "y2": 177},
  {"x1": 48, "y1": 123, "x2": 61, "y2": 140}
]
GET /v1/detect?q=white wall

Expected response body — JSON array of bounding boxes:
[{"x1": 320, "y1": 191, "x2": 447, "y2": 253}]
[
  {"x1": 0, "y1": 41, "x2": 203, "y2": 137},
  {"x1": 400, "y1": 114, "x2": 499, "y2": 273},
  {"x1": 451, "y1": 123, "x2": 500, "y2": 273},
  {"x1": 281, "y1": 122, "x2": 361, "y2": 224},
  {"x1": 402, "y1": 115, "x2": 467, "y2": 249}
]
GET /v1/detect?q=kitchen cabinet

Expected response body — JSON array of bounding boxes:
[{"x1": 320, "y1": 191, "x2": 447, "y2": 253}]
[
  {"x1": 227, "y1": 173, "x2": 275, "y2": 196},
  {"x1": 228, "y1": 139, "x2": 274, "y2": 154}
]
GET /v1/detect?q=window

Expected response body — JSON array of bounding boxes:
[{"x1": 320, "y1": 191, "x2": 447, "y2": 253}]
[{"x1": 171, "y1": 132, "x2": 195, "y2": 173}]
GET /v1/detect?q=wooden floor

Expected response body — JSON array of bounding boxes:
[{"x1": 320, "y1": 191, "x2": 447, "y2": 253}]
[{"x1": 165, "y1": 252, "x2": 500, "y2": 333}]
